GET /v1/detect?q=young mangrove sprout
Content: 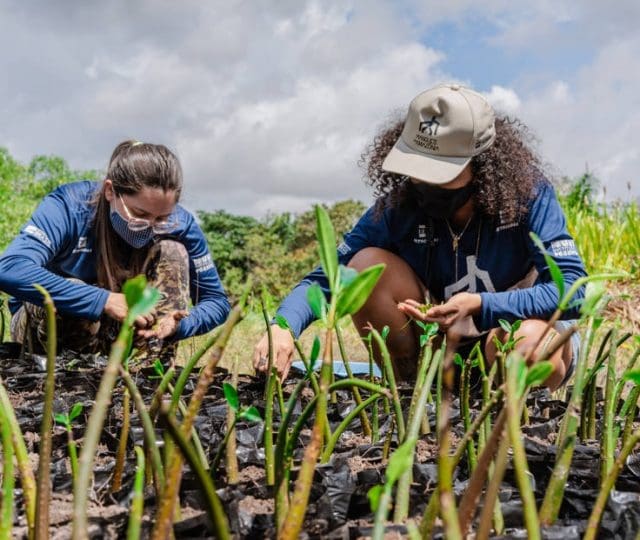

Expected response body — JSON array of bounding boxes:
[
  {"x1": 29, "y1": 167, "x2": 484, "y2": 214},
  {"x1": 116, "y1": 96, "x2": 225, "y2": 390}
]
[
  {"x1": 33, "y1": 284, "x2": 56, "y2": 539},
  {"x1": 73, "y1": 275, "x2": 161, "y2": 540},
  {"x1": 126, "y1": 446, "x2": 145, "y2": 540},
  {"x1": 53, "y1": 402, "x2": 84, "y2": 491}
]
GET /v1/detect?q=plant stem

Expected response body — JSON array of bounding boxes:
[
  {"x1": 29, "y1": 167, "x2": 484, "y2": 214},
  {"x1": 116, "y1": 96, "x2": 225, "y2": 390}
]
[
  {"x1": 73, "y1": 321, "x2": 133, "y2": 540},
  {"x1": 457, "y1": 409, "x2": 507, "y2": 534},
  {"x1": 211, "y1": 417, "x2": 238, "y2": 471},
  {"x1": 438, "y1": 346, "x2": 462, "y2": 540},
  {"x1": 68, "y1": 435, "x2": 78, "y2": 492},
  {"x1": 169, "y1": 327, "x2": 223, "y2": 415},
  {"x1": 34, "y1": 285, "x2": 56, "y2": 540},
  {"x1": 279, "y1": 326, "x2": 334, "y2": 540},
  {"x1": 151, "y1": 296, "x2": 246, "y2": 540},
  {"x1": 600, "y1": 328, "x2": 618, "y2": 483},
  {"x1": 118, "y1": 367, "x2": 165, "y2": 496},
  {"x1": 111, "y1": 386, "x2": 130, "y2": 493},
  {"x1": 394, "y1": 346, "x2": 435, "y2": 522},
  {"x1": 0, "y1": 400, "x2": 14, "y2": 540},
  {"x1": 262, "y1": 294, "x2": 276, "y2": 487},
  {"x1": 505, "y1": 361, "x2": 539, "y2": 540},
  {"x1": 476, "y1": 427, "x2": 509, "y2": 540},
  {"x1": 460, "y1": 356, "x2": 477, "y2": 472},
  {"x1": 321, "y1": 394, "x2": 382, "y2": 462},
  {"x1": 371, "y1": 329, "x2": 405, "y2": 443},
  {"x1": 539, "y1": 317, "x2": 595, "y2": 525},
  {"x1": 336, "y1": 325, "x2": 372, "y2": 437},
  {"x1": 148, "y1": 366, "x2": 176, "y2": 420},
  {"x1": 160, "y1": 407, "x2": 231, "y2": 540},
  {"x1": 584, "y1": 430, "x2": 640, "y2": 540},
  {"x1": 225, "y1": 361, "x2": 239, "y2": 485},
  {"x1": 0, "y1": 378, "x2": 35, "y2": 539},
  {"x1": 126, "y1": 446, "x2": 145, "y2": 540}
]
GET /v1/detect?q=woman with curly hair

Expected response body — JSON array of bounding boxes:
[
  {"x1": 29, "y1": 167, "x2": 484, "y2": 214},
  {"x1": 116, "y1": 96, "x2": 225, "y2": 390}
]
[{"x1": 255, "y1": 83, "x2": 586, "y2": 389}]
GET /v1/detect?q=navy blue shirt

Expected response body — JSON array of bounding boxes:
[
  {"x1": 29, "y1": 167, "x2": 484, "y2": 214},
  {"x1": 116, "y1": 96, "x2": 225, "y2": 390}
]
[
  {"x1": 0, "y1": 181, "x2": 230, "y2": 339},
  {"x1": 277, "y1": 181, "x2": 586, "y2": 337}
]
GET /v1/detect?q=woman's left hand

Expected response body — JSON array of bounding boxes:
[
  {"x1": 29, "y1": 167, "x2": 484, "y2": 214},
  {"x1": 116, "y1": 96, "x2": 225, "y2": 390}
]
[
  {"x1": 137, "y1": 310, "x2": 189, "y2": 340},
  {"x1": 397, "y1": 292, "x2": 481, "y2": 330}
]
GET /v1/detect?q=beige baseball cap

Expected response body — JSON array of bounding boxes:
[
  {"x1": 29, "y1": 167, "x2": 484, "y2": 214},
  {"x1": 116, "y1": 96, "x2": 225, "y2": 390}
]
[{"x1": 382, "y1": 83, "x2": 496, "y2": 184}]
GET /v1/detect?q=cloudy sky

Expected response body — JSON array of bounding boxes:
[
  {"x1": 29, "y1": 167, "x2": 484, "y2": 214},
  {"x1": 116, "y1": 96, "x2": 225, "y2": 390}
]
[{"x1": 1, "y1": 0, "x2": 638, "y2": 216}]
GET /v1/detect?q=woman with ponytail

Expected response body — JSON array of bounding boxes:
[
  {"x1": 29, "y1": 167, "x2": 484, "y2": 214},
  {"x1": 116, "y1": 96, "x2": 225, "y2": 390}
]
[{"x1": 0, "y1": 140, "x2": 230, "y2": 363}]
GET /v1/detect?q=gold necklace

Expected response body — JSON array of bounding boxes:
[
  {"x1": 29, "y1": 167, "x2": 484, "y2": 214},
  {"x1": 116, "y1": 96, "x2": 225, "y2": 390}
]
[
  {"x1": 445, "y1": 215, "x2": 475, "y2": 282},
  {"x1": 445, "y1": 215, "x2": 474, "y2": 252}
]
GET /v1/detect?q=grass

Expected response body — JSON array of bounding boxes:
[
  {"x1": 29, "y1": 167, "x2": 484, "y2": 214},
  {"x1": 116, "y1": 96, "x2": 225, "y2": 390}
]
[{"x1": 177, "y1": 311, "x2": 366, "y2": 374}]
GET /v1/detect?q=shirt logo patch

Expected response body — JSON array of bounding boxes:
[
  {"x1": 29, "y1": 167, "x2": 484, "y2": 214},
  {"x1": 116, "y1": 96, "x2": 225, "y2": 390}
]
[
  {"x1": 337, "y1": 242, "x2": 351, "y2": 256},
  {"x1": 413, "y1": 223, "x2": 438, "y2": 245},
  {"x1": 194, "y1": 254, "x2": 214, "y2": 273},
  {"x1": 444, "y1": 255, "x2": 496, "y2": 299},
  {"x1": 550, "y1": 239, "x2": 578, "y2": 257},
  {"x1": 24, "y1": 224, "x2": 52, "y2": 248},
  {"x1": 72, "y1": 236, "x2": 92, "y2": 254}
]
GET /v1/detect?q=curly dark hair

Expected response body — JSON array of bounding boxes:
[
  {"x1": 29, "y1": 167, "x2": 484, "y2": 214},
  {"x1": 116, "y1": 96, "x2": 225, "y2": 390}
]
[{"x1": 360, "y1": 114, "x2": 548, "y2": 222}]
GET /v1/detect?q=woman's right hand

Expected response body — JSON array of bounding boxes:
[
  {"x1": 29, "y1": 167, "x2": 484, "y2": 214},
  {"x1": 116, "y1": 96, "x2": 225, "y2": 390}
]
[
  {"x1": 253, "y1": 325, "x2": 295, "y2": 381},
  {"x1": 104, "y1": 292, "x2": 155, "y2": 328}
]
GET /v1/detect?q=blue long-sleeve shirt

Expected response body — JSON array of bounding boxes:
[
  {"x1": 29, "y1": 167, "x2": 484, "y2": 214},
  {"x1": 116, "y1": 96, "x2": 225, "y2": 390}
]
[
  {"x1": 0, "y1": 181, "x2": 230, "y2": 339},
  {"x1": 277, "y1": 180, "x2": 587, "y2": 337}
]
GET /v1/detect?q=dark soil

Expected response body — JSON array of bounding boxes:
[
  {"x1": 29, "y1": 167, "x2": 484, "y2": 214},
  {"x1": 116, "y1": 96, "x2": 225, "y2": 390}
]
[{"x1": 2, "y1": 347, "x2": 640, "y2": 539}]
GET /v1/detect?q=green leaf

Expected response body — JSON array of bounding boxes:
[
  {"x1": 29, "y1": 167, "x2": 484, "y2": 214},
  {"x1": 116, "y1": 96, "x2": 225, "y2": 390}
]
[
  {"x1": 525, "y1": 361, "x2": 554, "y2": 387},
  {"x1": 306, "y1": 283, "x2": 327, "y2": 320},
  {"x1": 123, "y1": 275, "x2": 161, "y2": 325},
  {"x1": 622, "y1": 370, "x2": 640, "y2": 385},
  {"x1": 239, "y1": 406, "x2": 263, "y2": 423},
  {"x1": 367, "y1": 485, "x2": 384, "y2": 512},
  {"x1": 386, "y1": 437, "x2": 417, "y2": 485},
  {"x1": 335, "y1": 264, "x2": 385, "y2": 318},
  {"x1": 53, "y1": 413, "x2": 68, "y2": 427},
  {"x1": 580, "y1": 280, "x2": 607, "y2": 317},
  {"x1": 69, "y1": 403, "x2": 84, "y2": 422},
  {"x1": 275, "y1": 315, "x2": 290, "y2": 330},
  {"x1": 498, "y1": 319, "x2": 511, "y2": 334},
  {"x1": 153, "y1": 359, "x2": 165, "y2": 377},
  {"x1": 309, "y1": 336, "x2": 321, "y2": 371},
  {"x1": 338, "y1": 265, "x2": 358, "y2": 288},
  {"x1": 529, "y1": 232, "x2": 565, "y2": 301},
  {"x1": 381, "y1": 326, "x2": 390, "y2": 341},
  {"x1": 315, "y1": 205, "x2": 339, "y2": 294},
  {"x1": 453, "y1": 353, "x2": 464, "y2": 367},
  {"x1": 223, "y1": 382, "x2": 240, "y2": 412}
]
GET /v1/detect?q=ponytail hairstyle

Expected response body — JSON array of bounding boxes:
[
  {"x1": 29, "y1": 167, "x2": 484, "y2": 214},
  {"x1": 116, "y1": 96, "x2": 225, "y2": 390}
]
[{"x1": 93, "y1": 140, "x2": 183, "y2": 291}]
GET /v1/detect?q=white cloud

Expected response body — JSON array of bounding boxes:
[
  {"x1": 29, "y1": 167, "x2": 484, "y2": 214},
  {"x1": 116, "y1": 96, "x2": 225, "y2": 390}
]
[
  {"x1": 0, "y1": 0, "x2": 638, "y2": 216},
  {"x1": 484, "y1": 86, "x2": 521, "y2": 115}
]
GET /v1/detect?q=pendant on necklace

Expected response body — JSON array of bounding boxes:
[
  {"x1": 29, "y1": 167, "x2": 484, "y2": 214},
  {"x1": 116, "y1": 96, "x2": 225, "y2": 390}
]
[{"x1": 452, "y1": 236, "x2": 460, "y2": 251}]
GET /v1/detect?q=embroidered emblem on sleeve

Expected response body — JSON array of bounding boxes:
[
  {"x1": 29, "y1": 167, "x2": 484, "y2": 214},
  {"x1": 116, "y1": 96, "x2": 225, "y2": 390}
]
[
  {"x1": 24, "y1": 224, "x2": 52, "y2": 248},
  {"x1": 194, "y1": 254, "x2": 214, "y2": 273},
  {"x1": 337, "y1": 242, "x2": 351, "y2": 256},
  {"x1": 550, "y1": 239, "x2": 578, "y2": 257}
]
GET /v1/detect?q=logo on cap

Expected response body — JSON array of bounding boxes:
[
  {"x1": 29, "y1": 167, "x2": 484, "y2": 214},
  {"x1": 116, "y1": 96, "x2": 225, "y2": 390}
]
[{"x1": 418, "y1": 116, "x2": 440, "y2": 137}]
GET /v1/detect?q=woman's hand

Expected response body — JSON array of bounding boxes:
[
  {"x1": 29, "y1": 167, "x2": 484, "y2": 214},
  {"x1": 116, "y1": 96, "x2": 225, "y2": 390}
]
[
  {"x1": 137, "y1": 310, "x2": 189, "y2": 340},
  {"x1": 253, "y1": 325, "x2": 295, "y2": 382},
  {"x1": 397, "y1": 292, "x2": 481, "y2": 330},
  {"x1": 104, "y1": 292, "x2": 156, "y2": 328}
]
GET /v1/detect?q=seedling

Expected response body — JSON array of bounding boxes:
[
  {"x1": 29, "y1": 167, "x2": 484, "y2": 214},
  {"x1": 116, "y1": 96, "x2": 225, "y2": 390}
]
[
  {"x1": 54, "y1": 402, "x2": 84, "y2": 487},
  {"x1": 211, "y1": 382, "x2": 262, "y2": 470}
]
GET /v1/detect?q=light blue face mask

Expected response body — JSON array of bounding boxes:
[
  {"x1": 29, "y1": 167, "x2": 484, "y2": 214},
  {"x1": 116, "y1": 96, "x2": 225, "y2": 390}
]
[{"x1": 109, "y1": 204, "x2": 154, "y2": 248}]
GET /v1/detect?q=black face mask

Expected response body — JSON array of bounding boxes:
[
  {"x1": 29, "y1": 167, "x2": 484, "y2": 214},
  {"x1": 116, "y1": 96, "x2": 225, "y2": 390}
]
[{"x1": 410, "y1": 181, "x2": 474, "y2": 219}]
